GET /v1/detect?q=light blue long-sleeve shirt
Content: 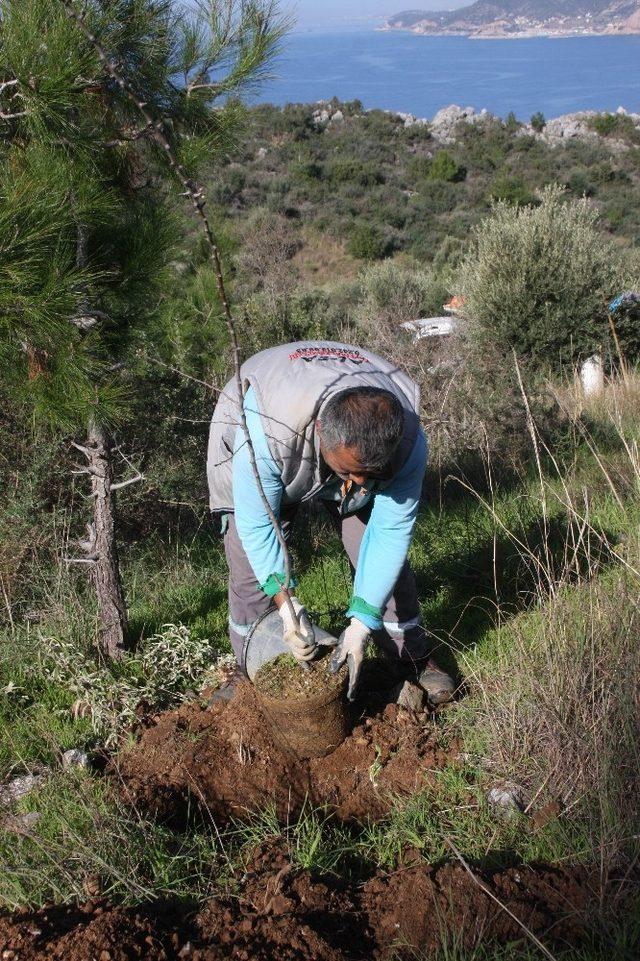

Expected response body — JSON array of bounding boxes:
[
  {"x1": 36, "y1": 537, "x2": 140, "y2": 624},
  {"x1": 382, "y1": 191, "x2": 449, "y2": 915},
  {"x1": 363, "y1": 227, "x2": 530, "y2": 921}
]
[{"x1": 232, "y1": 387, "x2": 427, "y2": 630}]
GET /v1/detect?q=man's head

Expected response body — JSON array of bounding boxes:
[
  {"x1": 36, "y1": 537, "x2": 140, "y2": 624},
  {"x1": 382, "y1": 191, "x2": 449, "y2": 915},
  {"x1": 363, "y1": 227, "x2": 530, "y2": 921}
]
[{"x1": 317, "y1": 387, "x2": 404, "y2": 486}]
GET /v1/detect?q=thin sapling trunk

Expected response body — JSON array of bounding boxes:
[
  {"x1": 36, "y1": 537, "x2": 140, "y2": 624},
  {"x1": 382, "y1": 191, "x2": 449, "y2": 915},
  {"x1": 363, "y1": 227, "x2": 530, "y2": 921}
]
[{"x1": 85, "y1": 421, "x2": 128, "y2": 658}]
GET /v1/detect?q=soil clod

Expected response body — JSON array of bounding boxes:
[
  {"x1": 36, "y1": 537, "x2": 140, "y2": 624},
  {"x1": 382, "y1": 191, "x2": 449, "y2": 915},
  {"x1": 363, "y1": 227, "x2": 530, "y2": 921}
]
[
  {"x1": 0, "y1": 856, "x2": 597, "y2": 960},
  {"x1": 115, "y1": 681, "x2": 451, "y2": 824}
]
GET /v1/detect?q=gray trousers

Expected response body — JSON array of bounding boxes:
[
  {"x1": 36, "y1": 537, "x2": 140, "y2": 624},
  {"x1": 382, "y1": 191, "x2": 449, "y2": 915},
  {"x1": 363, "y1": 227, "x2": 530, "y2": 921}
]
[{"x1": 223, "y1": 502, "x2": 429, "y2": 668}]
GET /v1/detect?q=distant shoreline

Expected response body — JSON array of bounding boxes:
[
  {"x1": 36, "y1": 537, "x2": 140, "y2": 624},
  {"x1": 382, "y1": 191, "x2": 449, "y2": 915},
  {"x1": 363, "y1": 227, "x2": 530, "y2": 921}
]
[{"x1": 377, "y1": 28, "x2": 640, "y2": 41}]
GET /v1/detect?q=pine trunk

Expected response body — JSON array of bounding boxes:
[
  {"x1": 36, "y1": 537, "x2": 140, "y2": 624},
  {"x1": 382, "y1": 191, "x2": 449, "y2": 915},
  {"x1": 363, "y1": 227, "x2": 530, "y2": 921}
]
[{"x1": 86, "y1": 421, "x2": 128, "y2": 659}]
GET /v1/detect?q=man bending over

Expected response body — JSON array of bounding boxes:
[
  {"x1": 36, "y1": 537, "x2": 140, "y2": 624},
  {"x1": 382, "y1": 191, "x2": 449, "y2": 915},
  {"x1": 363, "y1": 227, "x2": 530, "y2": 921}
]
[{"x1": 207, "y1": 341, "x2": 455, "y2": 704}]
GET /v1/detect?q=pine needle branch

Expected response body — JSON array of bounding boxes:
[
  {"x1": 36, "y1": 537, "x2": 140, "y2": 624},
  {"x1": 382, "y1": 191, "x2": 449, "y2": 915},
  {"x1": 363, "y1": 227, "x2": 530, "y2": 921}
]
[{"x1": 61, "y1": 0, "x2": 299, "y2": 627}]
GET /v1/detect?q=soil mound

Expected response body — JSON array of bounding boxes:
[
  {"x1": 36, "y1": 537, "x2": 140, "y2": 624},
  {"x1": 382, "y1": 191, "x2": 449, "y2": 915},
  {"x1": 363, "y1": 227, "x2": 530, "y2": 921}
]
[
  {"x1": 0, "y1": 850, "x2": 595, "y2": 960},
  {"x1": 116, "y1": 681, "x2": 453, "y2": 824}
]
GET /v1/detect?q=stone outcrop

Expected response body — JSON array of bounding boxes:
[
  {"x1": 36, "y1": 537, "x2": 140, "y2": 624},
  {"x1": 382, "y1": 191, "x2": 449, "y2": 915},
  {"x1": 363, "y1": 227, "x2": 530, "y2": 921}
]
[
  {"x1": 526, "y1": 105, "x2": 640, "y2": 145},
  {"x1": 429, "y1": 104, "x2": 491, "y2": 141},
  {"x1": 308, "y1": 100, "x2": 640, "y2": 149}
]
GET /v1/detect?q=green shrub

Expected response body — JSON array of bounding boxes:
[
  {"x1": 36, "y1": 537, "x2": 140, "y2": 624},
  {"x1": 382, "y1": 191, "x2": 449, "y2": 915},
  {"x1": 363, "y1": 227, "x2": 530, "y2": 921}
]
[
  {"x1": 566, "y1": 169, "x2": 596, "y2": 197},
  {"x1": 505, "y1": 111, "x2": 519, "y2": 132},
  {"x1": 588, "y1": 112, "x2": 640, "y2": 144},
  {"x1": 457, "y1": 185, "x2": 628, "y2": 369},
  {"x1": 415, "y1": 181, "x2": 459, "y2": 214},
  {"x1": 328, "y1": 159, "x2": 383, "y2": 187},
  {"x1": 530, "y1": 111, "x2": 546, "y2": 133},
  {"x1": 590, "y1": 113, "x2": 620, "y2": 137},
  {"x1": 489, "y1": 175, "x2": 538, "y2": 207},
  {"x1": 347, "y1": 223, "x2": 389, "y2": 260},
  {"x1": 293, "y1": 159, "x2": 323, "y2": 181},
  {"x1": 428, "y1": 150, "x2": 466, "y2": 183},
  {"x1": 355, "y1": 260, "x2": 442, "y2": 332}
]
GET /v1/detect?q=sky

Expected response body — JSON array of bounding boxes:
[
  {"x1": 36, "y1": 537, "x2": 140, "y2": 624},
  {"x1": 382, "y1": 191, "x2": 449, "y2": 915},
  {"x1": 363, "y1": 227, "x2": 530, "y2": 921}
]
[{"x1": 292, "y1": 1, "x2": 463, "y2": 29}]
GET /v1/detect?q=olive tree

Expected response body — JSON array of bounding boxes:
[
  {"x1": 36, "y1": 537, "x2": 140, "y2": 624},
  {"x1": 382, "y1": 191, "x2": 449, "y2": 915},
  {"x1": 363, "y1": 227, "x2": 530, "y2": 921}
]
[{"x1": 457, "y1": 185, "x2": 632, "y2": 371}]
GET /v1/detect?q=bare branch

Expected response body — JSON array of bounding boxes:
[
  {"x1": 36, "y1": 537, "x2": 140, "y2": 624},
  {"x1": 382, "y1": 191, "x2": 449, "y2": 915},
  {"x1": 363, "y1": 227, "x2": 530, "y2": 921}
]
[
  {"x1": 0, "y1": 109, "x2": 28, "y2": 121},
  {"x1": 71, "y1": 467, "x2": 99, "y2": 477},
  {"x1": 70, "y1": 309, "x2": 108, "y2": 331},
  {"x1": 0, "y1": 78, "x2": 27, "y2": 121},
  {"x1": 186, "y1": 81, "x2": 221, "y2": 97},
  {"x1": 70, "y1": 441, "x2": 92, "y2": 459},
  {"x1": 111, "y1": 474, "x2": 145, "y2": 492},
  {"x1": 63, "y1": 556, "x2": 98, "y2": 565}
]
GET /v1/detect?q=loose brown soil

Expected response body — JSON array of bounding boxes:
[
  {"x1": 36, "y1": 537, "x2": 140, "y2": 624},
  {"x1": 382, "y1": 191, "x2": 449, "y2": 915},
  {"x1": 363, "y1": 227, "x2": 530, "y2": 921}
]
[
  {"x1": 0, "y1": 847, "x2": 598, "y2": 960},
  {"x1": 254, "y1": 651, "x2": 345, "y2": 700},
  {"x1": 115, "y1": 679, "x2": 453, "y2": 825},
  {"x1": 0, "y1": 680, "x2": 616, "y2": 959}
]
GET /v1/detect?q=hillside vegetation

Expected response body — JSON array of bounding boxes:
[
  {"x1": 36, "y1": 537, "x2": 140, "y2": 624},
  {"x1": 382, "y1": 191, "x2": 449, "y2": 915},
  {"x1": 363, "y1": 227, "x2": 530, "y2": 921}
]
[{"x1": 208, "y1": 99, "x2": 640, "y2": 283}]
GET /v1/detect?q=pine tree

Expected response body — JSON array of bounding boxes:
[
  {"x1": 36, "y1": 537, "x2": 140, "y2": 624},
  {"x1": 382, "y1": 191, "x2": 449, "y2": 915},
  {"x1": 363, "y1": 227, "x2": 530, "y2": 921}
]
[{"x1": 0, "y1": 0, "x2": 286, "y2": 656}]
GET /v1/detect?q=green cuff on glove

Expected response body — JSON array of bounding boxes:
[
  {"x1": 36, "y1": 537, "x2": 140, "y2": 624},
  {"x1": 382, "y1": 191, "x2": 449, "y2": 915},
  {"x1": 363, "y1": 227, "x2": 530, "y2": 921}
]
[
  {"x1": 346, "y1": 595, "x2": 383, "y2": 630},
  {"x1": 261, "y1": 571, "x2": 299, "y2": 597}
]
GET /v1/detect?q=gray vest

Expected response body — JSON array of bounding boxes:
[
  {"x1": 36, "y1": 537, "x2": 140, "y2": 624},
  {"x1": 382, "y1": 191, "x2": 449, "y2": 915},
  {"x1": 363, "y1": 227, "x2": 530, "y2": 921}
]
[{"x1": 207, "y1": 341, "x2": 421, "y2": 512}]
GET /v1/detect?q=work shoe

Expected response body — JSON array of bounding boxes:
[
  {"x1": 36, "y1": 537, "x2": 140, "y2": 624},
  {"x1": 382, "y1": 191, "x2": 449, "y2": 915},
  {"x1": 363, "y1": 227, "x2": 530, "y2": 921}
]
[
  {"x1": 416, "y1": 658, "x2": 456, "y2": 706},
  {"x1": 207, "y1": 664, "x2": 246, "y2": 706}
]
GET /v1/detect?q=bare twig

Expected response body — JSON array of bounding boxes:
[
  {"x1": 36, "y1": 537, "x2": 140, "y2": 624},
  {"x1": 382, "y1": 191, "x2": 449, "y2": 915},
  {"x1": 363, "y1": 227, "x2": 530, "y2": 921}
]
[
  {"x1": 186, "y1": 81, "x2": 221, "y2": 96},
  {"x1": 62, "y1": 1, "x2": 299, "y2": 627},
  {"x1": 0, "y1": 78, "x2": 27, "y2": 120},
  {"x1": 111, "y1": 474, "x2": 144, "y2": 492},
  {"x1": 446, "y1": 839, "x2": 558, "y2": 961},
  {"x1": 0, "y1": 109, "x2": 27, "y2": 121}
]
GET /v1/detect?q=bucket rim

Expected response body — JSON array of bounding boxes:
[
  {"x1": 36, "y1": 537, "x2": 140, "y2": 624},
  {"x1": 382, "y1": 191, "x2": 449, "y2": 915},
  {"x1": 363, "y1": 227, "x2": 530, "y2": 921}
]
[{"x1": 241, "y1": 606, "x2": 278, "y2": 676}]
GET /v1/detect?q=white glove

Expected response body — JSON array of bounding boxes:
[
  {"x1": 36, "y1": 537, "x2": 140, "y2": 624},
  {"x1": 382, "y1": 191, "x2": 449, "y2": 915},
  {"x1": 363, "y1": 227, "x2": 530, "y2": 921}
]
[
  {"x1": 330, "y1": 618, "x2": 370, "y2": 701},
  {"x1": 278, "y1": 597, "x2": 316, "y2": 662}
]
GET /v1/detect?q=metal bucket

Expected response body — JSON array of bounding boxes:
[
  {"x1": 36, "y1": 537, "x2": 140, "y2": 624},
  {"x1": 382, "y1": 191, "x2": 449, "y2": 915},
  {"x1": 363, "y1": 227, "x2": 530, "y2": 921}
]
[
  {"x1": 244, "y1": 610, "x2": 350, "y2": 759},
  {"x1": 242, "y1": 608, "x2": 337, "y2": 681}
]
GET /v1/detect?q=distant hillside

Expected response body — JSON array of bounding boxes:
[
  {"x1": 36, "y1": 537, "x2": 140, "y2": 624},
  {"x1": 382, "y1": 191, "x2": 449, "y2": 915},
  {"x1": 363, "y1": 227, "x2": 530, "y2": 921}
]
[{"x1": 386, "y1": 0, "x2": 640, "y2": 36}]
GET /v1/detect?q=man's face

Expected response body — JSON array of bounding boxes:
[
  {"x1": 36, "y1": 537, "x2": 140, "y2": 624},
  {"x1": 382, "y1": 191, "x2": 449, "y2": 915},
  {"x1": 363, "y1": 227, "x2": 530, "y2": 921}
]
[{"x1": 320, "y1": 442, "x2": 371, "y2": 487}]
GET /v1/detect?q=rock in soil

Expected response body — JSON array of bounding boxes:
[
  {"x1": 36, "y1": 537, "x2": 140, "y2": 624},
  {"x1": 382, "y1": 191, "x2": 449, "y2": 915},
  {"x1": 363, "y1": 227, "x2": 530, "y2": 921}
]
[
  {"x1": 0, "y1": 848, "x2": 600, "y2": 961},
  {"x1": 390, "y1": 680, "x2": 426, "y2": 712},
  {"x1": 486, "y1": 780, "x2": 527, "y2": 817},
  {"x1": 0, "y1": 774, "x2": 45, "y2": 808},
  {"x1": 62, "y1": 749, "x2": 90, "y2": 771},
  {"x1": 0, "y1": 811, "x2": 41, "y2": 835},
  {"x1": 114, "y1": 683, "x2": 455, "y2": 825}
]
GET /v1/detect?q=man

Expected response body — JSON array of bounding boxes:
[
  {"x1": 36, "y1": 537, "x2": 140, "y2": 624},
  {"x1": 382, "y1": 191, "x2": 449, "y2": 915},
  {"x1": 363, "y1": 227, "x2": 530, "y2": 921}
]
[{"x1": 207, "y1": 340, "x2": 455, "y2": 704}]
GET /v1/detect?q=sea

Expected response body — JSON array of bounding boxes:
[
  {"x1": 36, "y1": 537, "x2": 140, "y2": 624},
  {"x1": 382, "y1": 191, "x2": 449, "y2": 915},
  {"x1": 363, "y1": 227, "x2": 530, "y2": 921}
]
[{"x1": 255, "y1": 25, "x2": 640, "y2": 121}]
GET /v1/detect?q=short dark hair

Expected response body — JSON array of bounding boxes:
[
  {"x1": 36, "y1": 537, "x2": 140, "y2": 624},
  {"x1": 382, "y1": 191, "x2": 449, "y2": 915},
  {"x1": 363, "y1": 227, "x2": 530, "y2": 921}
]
[{"x1": 319, "y1": 387, "x2": 404, "y2": 472}]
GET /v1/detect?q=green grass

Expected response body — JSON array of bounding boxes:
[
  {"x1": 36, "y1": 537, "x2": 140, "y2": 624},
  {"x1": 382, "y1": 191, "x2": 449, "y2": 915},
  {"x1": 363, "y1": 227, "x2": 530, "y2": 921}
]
[{"x1": 0, "y1": 770, "x2": 225, "y2": 910}]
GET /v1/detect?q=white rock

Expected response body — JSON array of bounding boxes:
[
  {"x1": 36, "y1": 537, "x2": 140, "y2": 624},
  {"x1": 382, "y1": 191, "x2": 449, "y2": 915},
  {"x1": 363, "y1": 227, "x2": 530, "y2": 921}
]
[
  {"x1": 486, "y1": 781, "x2": 526, "y2": 816},
  {"x1": 256, "y1": 146, "x2": 268, "y2": 160},
  {"x1": 0, "y1": 774, "x2": 45, "y2": 807},
  {"x1": 312, "y1": 109, "x2": 330, "y2": 127},
  {"x1": 329, "y1": 109, "x2": 344, "y2": 124},
  {"x1": 62, "y1": 748, "x2": 90, "y2": 770},
  {"x1": 395, "y1": 111, "x2": 428, "y2": 129},
  {"x1": 430, "y1": 104, "x2": 491, "y2": 143},
  {"x1": 541, "y1": 111, "x2": 598, "y2": 143}
]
